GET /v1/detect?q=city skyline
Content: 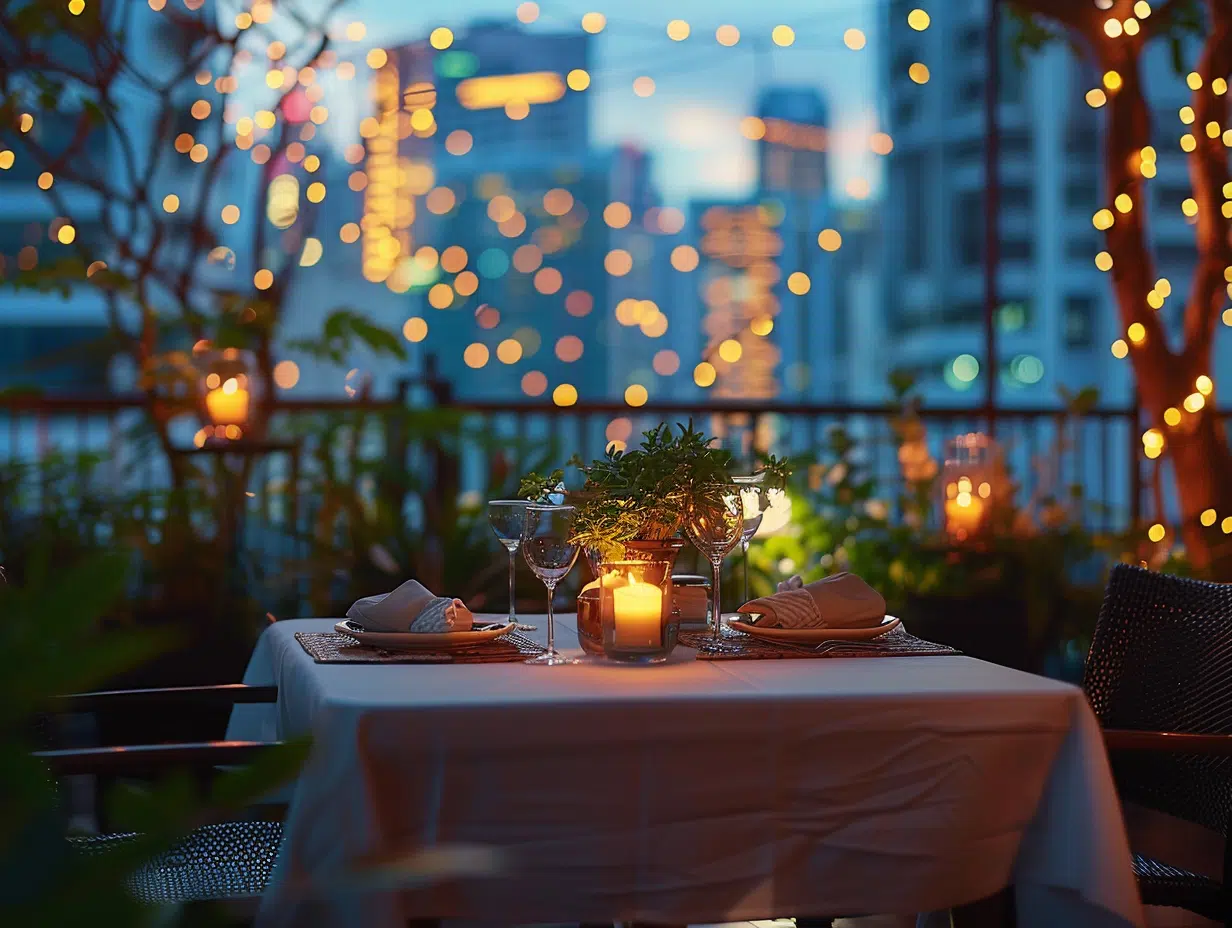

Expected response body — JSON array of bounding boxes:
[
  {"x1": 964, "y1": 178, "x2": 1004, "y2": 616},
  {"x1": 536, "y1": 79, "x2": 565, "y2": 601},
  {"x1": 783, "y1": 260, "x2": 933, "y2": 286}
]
[{"x1": 320, "y1": 0, "x2": 883, "y2": 205}]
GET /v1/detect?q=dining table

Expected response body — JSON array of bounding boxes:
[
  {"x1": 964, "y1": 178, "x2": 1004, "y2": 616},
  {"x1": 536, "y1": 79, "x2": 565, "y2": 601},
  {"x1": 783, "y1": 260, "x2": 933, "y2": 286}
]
[{"x1": 227, "y1": 614, "x2": 1145, "y2": 928}]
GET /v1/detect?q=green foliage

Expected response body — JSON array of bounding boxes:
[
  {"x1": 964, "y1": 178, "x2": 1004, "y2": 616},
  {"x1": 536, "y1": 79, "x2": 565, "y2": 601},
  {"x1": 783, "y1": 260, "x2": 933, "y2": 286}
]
[
  {"x1": 525, "y1": 421, "x2": 793, "y2": 558},
  {"x1": 285, "y1": 308, "x2": 409, "y2": 366},
  {"x1": 0, "y1": 544, "x2": 309, "y2": 926}
]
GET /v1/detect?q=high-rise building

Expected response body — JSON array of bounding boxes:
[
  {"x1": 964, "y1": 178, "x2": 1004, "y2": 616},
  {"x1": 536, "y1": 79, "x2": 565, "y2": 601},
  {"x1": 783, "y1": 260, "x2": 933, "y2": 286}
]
[
  {"x1": 879, "y1": 0, "x2": 1209, "y2": 406},
  {"x1": 361, "y1": 21, "x2": 665, "y2": 401}
]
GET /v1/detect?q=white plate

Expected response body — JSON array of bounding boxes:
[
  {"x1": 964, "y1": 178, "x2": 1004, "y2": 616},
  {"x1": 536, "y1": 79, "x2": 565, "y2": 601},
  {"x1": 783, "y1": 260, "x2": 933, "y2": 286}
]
[
  {"x1": 333, "y1": 619, "x2": 516, "y2": 651},
  {"x1": 727, "y1": 614, "x2": 902, "y2": 643}
]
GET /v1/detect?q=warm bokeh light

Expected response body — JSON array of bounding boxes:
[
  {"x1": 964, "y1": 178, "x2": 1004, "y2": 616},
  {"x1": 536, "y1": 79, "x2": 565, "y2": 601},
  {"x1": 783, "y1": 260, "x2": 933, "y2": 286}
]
[
  {"x1": 445, "y1": 129, "x2": 473, "y2": 155},
  {"x1": 844, "y1": 28, "x2": 866, "y2": 50},
  {"x1": 751, "y1": 316, "x2": 774, "y2": 337},
  {"x1": 653, "y1": 350, "x2": 680, "y2": 376},
  {"x1": 1148, "y1": 523, "x2": 1166, "y2": 543},
  {"x1": 1111, "y1": 339, "x2": 1129, "y2": 359},
  {"x1": 1115, "y1": 193, "x2": 1133, "y2": 213},
  {"x1": 716, "y1": 24, "x2": 740, "y2": 46},
  {"x1": 517, "y1": 2, "x2": 540, "y2": 23},
  {"x1": 908, "y1": 63, "x2": 930, "y2": 84},
  {"x1": 1095, "y1": 251, "x2": 1113, "y2": 271},
  {"x1": 543, "y1": 188, "x2": 574, "y2": 216},
  {"x1": 402, "y1": 317, "x2": 428, "y2": 342},
  {"x1": 870, "y1": 132, "x2": 894, "y2": 155},
  {"x1": 604, "y1": 202, "x2": 632, "y2": 228},
  {"x1": 1127, "y1": 322, "x2": 1147, "y2": 344},
  {"x1": 1187, "y1": 71, "x2": 1203, "y2": 90},
  {"x1": 694, "y1": 362, "x2": 717, "y2": 387},
  {"x1": 162, "y1": 194, "x2": 180, "y2": 213},
  {"x1": 624, "y1": 384, "x2": 649, "y2": 407},
  {"x1": 1092, "y1": 208, "x2": 1114, "y2": 230},
  {"x1": 555, "y1": 335, "x2": 584, "y2": 362},
  {"x1": 1184, "y1": 391, "x2": 1206, "y2": 413},
  {"x1": 787, "y1": 271, "x2": 811, "y2": 294},
  {"x1": 772, "y1": 25, "x2": 795, "y2": 47},
  {"x1": 340, "y1": 222, "x2": 360, "y2": 243},
  {"x1": 1197, "y1": 374, "x2": 1214, "y2": 395},
  {"x1": 667, "y1": 19, "x2": 690, "y2": 41},
  {"x1": 671, "y1": 245, "x2": 700, "y2": 271},
  {"x1": 1086, "y1": 89, "x2": 1107, "y2": 108},
  {"x1": 254, "y1": 268, "x2": 274, "y2": 290},
  {"x1": 430, "y1": 27, "x2": 454, "y2": 49},
  {"x1": 907, "y1": 9, "x2": 930, "y2": 30},
  {"x1": 534, "y1": 267, "x2": 563, "y2": 293},
  {"x1": 300, "y1": 237, "x2": 323, "y2": 267},
  {"x1": 366, "y1": 48, "x2": 388, "y2": 69},
  {"x1": 428, "y1": 283, "x2": 454, "y2": 309},
  {"x1": 1164, "y1": 406, "x2": 1182, "y2": 427},
  {"x1": 455, "y1": 270, "x2": 479, "y2": 296},
  {"x1": 273, "y1": 360, "x2": 300, "y2": 389},
  {"x1": 37, "y1": 172, "x2": 53, "y2": 190},
  {"x1": 56, "y1": 224, "x2": 76, "y2": 245},
  {"x1": 497, "y1": 338, "x2": 524, "y2": 364},
  {"x1": 522, "y1": 371, "x2": 547, "y2": 396},
  {"x1": 567, "y1": 69, "x2": 591, "y2": 91},
  {"x1": 464, "y1": 343, "x2": 490, "y2": 369},
  {"x1": 605, "y1": 249, "x2": 633, "y2": 276},
  {"x1": 565, "y1": 290, "x2": 593, "y2": 317},
  {"x1": 1103, "y1": 70, "x2": 1122, "y2": 91},
  {"x1": 441, "y1": 245, "x2": 468, "y2": 273},
  {"x1": 718, "y1": 339, "x2": 743, "y2": 362},
  {"x1": 1182, "y1": 197, "x2": 1199, "y2": 217},
  {"x1": 582, "y1": 12, "x2": 606, "y2": 33},
  {"x1": 552, "y1": 383, "x2": 578, "y2": 406},
  {"x1": 633, "y1": 77, "x2": 656, "y2": 98},
  {"x1": 817, "y1": 229, "x2": 842, "y2": 252},
  {"x1": 513, "y1": 244, "x2": 544, "y2": 273}
]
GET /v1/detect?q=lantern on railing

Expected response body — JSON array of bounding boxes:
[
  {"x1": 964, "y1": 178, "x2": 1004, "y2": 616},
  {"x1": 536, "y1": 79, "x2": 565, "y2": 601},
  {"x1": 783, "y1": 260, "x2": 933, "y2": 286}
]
[
  {"x1": 197, "y1": 349, "x2": 261, "y2": 444},
  {"x1": 941, "y1": 432, "x2": 996, "y2": 542}
]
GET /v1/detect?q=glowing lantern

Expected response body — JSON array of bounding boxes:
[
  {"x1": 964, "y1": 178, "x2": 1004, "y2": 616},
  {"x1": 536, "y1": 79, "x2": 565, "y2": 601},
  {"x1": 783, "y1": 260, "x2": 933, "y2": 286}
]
[{"x1": 198, "y1": 350, "x2": 261, "y2": 441}]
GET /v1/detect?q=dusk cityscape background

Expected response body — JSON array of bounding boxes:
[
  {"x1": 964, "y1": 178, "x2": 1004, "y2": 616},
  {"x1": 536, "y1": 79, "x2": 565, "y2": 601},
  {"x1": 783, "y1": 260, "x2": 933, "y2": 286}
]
[{"x1": 6, "y1": 0, "x2": 1219, "y2": 410}]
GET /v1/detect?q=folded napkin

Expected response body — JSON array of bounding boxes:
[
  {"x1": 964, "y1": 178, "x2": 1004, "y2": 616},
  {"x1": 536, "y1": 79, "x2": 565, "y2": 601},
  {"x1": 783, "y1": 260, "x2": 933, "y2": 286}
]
[
  {"x1": 738, "y1": 572, "x2": 886, "y2": 629},
  {"x1": 346, "y1": 579, "x2": 474, "y2": 633}
]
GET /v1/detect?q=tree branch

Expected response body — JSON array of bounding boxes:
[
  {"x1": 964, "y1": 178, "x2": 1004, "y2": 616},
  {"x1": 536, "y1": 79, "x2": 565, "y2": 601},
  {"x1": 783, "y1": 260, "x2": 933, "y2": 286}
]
[{"x1": 1182, "y1": 0, "x2": 1232, "y2": 368}]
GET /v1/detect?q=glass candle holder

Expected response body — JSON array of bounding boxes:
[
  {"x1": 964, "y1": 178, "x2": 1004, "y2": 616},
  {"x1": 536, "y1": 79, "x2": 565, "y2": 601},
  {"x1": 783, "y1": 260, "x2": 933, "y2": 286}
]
[
  {"x1": 941, "y1": 432, "x2": 994, "y2": 542},
  {"x1": 594, "y1": 559, "x2": 678, "y2": 663},
  {"x1": 197, "y1": 348, "x2": 262, "y2": 444}
]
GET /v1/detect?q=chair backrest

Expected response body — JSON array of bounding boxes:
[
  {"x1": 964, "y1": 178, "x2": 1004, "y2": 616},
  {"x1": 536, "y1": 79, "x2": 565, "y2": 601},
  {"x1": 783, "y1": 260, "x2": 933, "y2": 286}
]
[{"x1": 1083, "y1": 563, "x2": 1232, "y2": 834}]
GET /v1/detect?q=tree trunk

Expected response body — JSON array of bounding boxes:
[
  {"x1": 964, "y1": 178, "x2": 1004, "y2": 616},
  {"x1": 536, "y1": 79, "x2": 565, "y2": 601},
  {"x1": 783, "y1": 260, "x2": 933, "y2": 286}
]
[{"x1": 1166, "y1": 414, "x2": 1232, "y2": 576}]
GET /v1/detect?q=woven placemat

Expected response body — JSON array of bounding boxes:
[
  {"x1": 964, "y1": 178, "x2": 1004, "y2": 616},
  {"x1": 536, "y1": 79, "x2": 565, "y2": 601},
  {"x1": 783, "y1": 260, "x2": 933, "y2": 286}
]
[
  {"x1": 679, "y1": 624, "x2": 959, "y2": 660},
  {"x1": 294, "y1": 631, "x2": 546, "y2": 664}
]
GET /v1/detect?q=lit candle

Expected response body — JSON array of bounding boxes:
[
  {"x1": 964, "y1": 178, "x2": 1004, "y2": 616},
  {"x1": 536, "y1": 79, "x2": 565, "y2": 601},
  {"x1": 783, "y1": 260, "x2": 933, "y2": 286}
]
[
  {"x1": 612, "y1": 572, "x2": 663, "y2": 648},
  {"x1": 945, "y1": 491, "x2": 985, "y2": 540},
  {"x1": 206, "y1": 377, "x2": 250, "y2": 426}
]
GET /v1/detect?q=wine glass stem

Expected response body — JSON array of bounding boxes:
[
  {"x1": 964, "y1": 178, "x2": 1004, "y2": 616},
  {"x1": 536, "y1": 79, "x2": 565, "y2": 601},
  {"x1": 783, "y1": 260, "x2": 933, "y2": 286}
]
[
  {"x1": 711, "y1": 558, "x2": 723, "y2": 640},
  {"x1": 508, "y1": 548, "x2": 517, "y2": 623},
  {"x1": 544, "y1": 581, "x2": 557, "y2": 655},
  {"x1": 742, "y1": 538, "x2": 750, "y2": 604}
]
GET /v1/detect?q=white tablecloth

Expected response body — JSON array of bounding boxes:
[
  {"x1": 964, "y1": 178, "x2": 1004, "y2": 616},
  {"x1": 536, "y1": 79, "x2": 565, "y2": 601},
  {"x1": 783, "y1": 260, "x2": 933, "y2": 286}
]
[{"x1": 228, "y1": 616, "x2": 1144, "y2": 928}]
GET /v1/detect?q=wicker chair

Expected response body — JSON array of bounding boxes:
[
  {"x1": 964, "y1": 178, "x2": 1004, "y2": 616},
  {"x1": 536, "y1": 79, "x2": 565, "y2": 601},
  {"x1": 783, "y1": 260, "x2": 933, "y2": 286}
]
[
  {"x1": 38, "y1": 683, "x2": 285, "y2": 907},
  {"x1": 1083, "y1": 563, "x2": 1232, "y2": 925}
]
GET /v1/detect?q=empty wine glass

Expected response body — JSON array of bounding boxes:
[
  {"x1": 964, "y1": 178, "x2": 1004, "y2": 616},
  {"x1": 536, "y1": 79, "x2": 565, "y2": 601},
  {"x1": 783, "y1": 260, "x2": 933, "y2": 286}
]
[
  {"x1": 732, "y1": 474, "x2": 766, "y2": 605},
  {"x1": 488, "y1": 500, "x2": 534, "y2": 631},
  {"x1": 521, "y1": 504, "x2": 581, "y2": 665},
  {"x1": 685, "y1": 488, "x2": 745, "y2": 640}
]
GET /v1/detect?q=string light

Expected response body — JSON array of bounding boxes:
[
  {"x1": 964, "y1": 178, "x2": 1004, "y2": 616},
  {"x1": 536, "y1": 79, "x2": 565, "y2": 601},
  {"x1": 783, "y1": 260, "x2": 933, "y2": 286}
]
[
  {"x1": 1103, "y1": 70, "x2": 1123, "y2": 91},
  {"x1": 1201, "y1": 509, "x2": 1218, "y2": 527},
  {"x1": 1127, "y1": 322, "x2": 1147, "y2": 344},
  {"x1": 1164, "y1": 407, "x2": 1182, "y2": 426},
  {"x1": 1196, "y1": 374, "x2": 1214, "y2": 395},
  {"x1": 908, "y1": 63, "x2": 930, "y2": 84},
  {"x1": 1104, "y1": 18, "x2": 1123, "y2": 37},
  {"x1": 1110, "y1": 339, "x2": 1129, "y2": 358},
  {"x1": 1183, "y1": 392, "x2": 1206, "y2": 413},
  {"x1": 1086, "y1": 89, "x2": 1107, "y2": 108},
  {"x1": 1095, "y1": 251, "x2": 1113, "y2": 271},
  {"x1": 1147, "y1": 523, "x2": 1166, "y2": 543},
  {"x1": 1123, "y1": 17, "x2": 1140, "y2": 35},
  {"x1": 1187, "y1": 71, "x2": 1203, "y2": 90}
]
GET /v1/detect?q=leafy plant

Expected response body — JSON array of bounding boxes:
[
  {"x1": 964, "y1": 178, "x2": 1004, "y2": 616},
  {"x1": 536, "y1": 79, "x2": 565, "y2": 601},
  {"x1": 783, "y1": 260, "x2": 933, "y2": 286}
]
[{"x1": 523, "y1": 421, "x2": 792, "y2": 558}]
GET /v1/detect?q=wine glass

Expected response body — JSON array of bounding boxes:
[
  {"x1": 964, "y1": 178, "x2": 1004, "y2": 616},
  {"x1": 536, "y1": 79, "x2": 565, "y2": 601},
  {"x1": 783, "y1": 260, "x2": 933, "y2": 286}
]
[
  {"x1": 521, "y1": 504, "x2": 581, "y2": 665},
  {"x1": 488, "y1": 500, "x2": 535, "y2": 631},
  {"x1": 685, "y1": 488, "x2": 745, "y2": 640},
  {"x1": 731, "y1": 474, "x2": 766, "y2": 605}
]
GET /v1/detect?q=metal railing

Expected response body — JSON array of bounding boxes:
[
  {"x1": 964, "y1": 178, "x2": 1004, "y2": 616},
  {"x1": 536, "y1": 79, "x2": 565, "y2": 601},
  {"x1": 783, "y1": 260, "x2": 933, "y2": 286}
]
[{"x1": 0, "y1": 382, "x2": 1162, "y2": 536}]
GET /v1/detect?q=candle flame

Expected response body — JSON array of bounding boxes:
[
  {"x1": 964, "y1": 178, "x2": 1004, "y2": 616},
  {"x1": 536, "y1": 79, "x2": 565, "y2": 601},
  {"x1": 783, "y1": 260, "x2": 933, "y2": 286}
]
[{"x1": 626, "y1": 570, "x2": 639, "y2": 586}]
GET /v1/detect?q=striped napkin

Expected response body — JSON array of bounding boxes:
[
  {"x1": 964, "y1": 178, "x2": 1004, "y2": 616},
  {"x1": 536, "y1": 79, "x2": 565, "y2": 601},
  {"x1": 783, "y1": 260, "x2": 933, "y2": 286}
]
[{"x1": 737, "y1": 572, "x2": 886, "y2": 629}]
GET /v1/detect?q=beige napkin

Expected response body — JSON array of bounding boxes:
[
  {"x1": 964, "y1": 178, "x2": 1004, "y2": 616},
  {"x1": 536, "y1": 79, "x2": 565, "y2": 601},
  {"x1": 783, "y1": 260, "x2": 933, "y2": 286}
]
[
  {"x1": 737, "y1": 572, "x2": 886, "y2": 629},
  {"x1": 346, "y1": 579, "x2": 474, "y2": 633}
]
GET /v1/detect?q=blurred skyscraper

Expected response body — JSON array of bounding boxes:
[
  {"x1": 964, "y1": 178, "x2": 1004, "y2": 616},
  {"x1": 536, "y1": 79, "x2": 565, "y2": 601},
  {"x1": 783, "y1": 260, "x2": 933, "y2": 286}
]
[{"x1": 878, "y1": 0, "x2": 1209, "y2": 406}]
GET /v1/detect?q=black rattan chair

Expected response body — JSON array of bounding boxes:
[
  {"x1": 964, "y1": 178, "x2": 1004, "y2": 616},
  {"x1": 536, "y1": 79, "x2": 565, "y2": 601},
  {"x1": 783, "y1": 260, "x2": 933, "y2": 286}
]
[
  {"x1": 1083, "y1": 563, "x2": 1232, "y2": 925},
  {"x1": 38, "y1": 683, "x2": 285, "y2": 907}
]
